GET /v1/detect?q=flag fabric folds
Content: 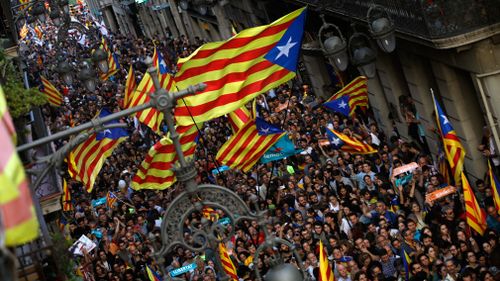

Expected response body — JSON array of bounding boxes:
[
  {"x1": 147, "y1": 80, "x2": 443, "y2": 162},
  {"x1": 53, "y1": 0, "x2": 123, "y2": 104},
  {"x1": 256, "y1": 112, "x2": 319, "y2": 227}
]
[
  {"x1": 174, "y1": 7, "x2": 307, "y2": 126},
  {"x1": 19, "y1": 23, "x2": 29, "y2": 39},
  {"x1": 106, "y1": 191, "x2": 118, "y2": 209},
  {"x1": 325, "y1": 76, "x2": 368, "y2": 115},
  {"x1": 0, "y1": 85, "x2": 39, "y2": 246},
  {"x1": 152, "y1": 48, "x2": 175, "y2": 89},
  {"x1": 437, "y1": 145, "x2": 451, "y2": 185},
  {"x1": 124, "y1": 65, "x2": 136, "y2": 108},
  {"x1": 488, "y1": 161, "x2": 500, "y2": 215},
  {"x1": 67, "y1": 108, "x2": 129, "y2": 192},
  {"x1": 462, "y1": 173, "x2": 487, "y2": 235},
  {"x1": 216, "y1": 118, "x2": 285, "y2": 172},
  {"x1": 227, "y1": 106, "x2": 251, "y2": 133},
  {"x1": 326, "y1": 128, "x2": 377, "y2": 155},
  {"x1": 319, "y1": 240, "x2": 334, "y2": 281},
  {"x1": 323, "y1": 95, "x2": 351, "y2": 117},
  {"x1": 401, "y1": 248, "x2": 411, "y2": 280},
  {"x1": 219, "y1": 242, "x2": 239, "y2": 281},
  {"x1": 100, "y1": 37, "x2": 120, "y2": 81},
  {"x1": 129, "y1": 67, "x2": 176, "y2": 133},
  {"x1": 132, "y1": 124, "x2": 199, "y2": 190},
  {"x1": 146, "y1": 264, "x2": 163, "y2": 281},
  {"x1": 62, "y1": 178, "x2": 73, "y2": 211},
  {"x1": 34, "y1": 26, "x2": 43, "y2": 39},
  {"x1": 40, "y1": 76, "x2": 63, "y2": 106},
  {"x1": 432, "y1": 95, "x2": 466, "y2": 184},
  {"x1": 260, "y1": 134, "x2": 302, "y2": 164}
]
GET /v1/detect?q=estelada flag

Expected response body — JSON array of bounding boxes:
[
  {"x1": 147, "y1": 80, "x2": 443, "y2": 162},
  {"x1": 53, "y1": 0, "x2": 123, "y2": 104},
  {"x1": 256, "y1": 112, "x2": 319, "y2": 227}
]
[{"x1": 174, "y1": 7, "x2": 307, "y2": 126}]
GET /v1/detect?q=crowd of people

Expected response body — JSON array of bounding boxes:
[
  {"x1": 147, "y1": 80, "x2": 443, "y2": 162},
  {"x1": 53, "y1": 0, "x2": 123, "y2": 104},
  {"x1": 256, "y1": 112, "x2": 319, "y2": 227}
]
[{"x1": 20, "y1": 4, "x2": 500, "y2": 281}]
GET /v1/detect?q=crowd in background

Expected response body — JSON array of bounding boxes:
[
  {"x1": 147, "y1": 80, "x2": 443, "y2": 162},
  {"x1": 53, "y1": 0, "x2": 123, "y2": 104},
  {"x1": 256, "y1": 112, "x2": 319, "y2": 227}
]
[{"x1": 18, "y1": 5, "x2": 500, "y2": 281}]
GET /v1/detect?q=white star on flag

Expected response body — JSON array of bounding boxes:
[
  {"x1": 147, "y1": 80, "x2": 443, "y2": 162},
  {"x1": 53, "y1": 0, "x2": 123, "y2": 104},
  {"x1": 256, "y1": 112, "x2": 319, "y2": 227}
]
[
  {"x1": 338, "y1": 100, "x2": 348, "y2": 109},
  {"x1": 160, "y1": 60, "x2": 167, "y2": 69},
  {"x1": 331, "y1": 137, "x2": 341, "y2": 146},
  {"x1": 441, "y1": 115, "x2": 449, "y2": 125},
  {"x1": 103, "y1": 129, "x2": 112, "y2": 135},
  {"x1": 260, "y1": 127, "x2": 270, "y2": 134},
  {"x1": 275, "y1": 37, "x2": 297, "y2": 60}
]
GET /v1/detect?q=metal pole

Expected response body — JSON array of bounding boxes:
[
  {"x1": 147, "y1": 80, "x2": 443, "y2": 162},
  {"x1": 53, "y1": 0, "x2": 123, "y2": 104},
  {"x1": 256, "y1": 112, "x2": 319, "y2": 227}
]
[{"x1": 17, "y1": 101, "x2": 153, "y2": 152}]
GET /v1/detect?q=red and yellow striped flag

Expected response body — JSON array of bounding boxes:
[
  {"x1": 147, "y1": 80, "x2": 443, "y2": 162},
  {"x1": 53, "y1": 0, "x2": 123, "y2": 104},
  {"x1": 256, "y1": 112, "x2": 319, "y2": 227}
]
[
  {"x1": 128, "y1": 71, "x2": 175, "y2": 133},
  {"x1": 462, "y1": 172, "x2": 487, "y2": 235},
  {"x1": 19, "y1": 23, "x2": 29, "y2": 40},
  {"x1": 487, "y1": 161, "x2": 500, "y2": 215},
  {"x1": 123, "y1": 65, "x2": 136, "y2": 108},
  {"x1": 67, "y1": 109, "x2": 129, "y2": 192},
  {"x1": 319, "y1": 240, "x2": 334, "y2": 281},
  {"x1": 62, "y1": 178, "x2": 73, "y2": 211},
  {"x1": 40, "y1": 76, "x2": 63, "y2": 106},
  {"x1": 0, "y1": 85, "x2": 39, "y2": 246},
  {"x1": 326, "y1": 76, "x2": 369, "y2": 115},
  {"x1": 216, "y1": 119, "x2": 284, "y2": 172},
  {"x1": 219, "y1": 242, "x2": 238, "y2": 280},
  {"x1": 34, "y1": 26, "x2": 43, "y2": 39},
  {"x1": 433, "y1": 94, "x2": 465, "y2": 184},
  {"x1": 132, "y1": 124, "x2": 199, "y2": 190},
  {"x1": 227, "y1": 106, "x2": 251, "y2": 133},
  {"x1": 100, "y1": 37, "x2": 120, "y2": 81},
  {"x1": 326, "y1": 128, "x2": 377, "y2": 155},
  {"x1": 174, "y1": 7, "x2": 307, "y2": 126}
]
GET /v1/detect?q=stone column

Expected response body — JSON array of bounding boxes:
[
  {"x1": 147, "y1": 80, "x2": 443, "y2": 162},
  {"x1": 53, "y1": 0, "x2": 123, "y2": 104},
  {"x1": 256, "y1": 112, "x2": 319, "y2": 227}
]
[
  {"x1": 167, "y1": 0, "x2": 187, "y2": 37},
  {"x1": 212, "y1": 4, "x2": 231, "y2": 40}
]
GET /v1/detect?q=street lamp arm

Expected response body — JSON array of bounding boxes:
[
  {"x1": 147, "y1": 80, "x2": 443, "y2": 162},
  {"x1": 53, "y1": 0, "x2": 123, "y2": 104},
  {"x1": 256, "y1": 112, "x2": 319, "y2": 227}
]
[{"x1": 17, "y1": 101, "x2": 153, "y2": 153}]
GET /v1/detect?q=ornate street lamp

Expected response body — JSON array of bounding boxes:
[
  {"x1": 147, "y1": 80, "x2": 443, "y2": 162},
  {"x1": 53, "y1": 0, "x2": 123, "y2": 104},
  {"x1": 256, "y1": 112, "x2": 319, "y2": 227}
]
[
  {"x1": 367, "y1": 5, "x2": 396, "y2": 53},
  {"x1": 318, "y1": 14, "x2": 348, "y2": 71},
  {"x1": 50, "y1": 8, "x2": 62, "y2": 27},
  {"x1": 92, "y1": 48, "x2": 109, "y2": 74},
  {"x1": 31, "y1": 2, "x2": 47, "y2": 23},
  {"x1": 77, "y1": 63, "x2": 97, "y2": 92},
  {"x1": 57, "y1": 61, "x2": 74, "y2": 86},
  {"x1": 348, "y1": 32, "x2": 377, "y2": 79},
  {"x1": 59, "y1": 0, "x2": 70, "y2": 15}
]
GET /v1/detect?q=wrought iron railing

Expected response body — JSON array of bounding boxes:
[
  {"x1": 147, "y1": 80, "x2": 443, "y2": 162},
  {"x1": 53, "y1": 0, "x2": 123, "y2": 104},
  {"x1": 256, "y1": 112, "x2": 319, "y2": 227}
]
[{"x1": 299, "y1": 0, "x2": 500, "y2": 40}]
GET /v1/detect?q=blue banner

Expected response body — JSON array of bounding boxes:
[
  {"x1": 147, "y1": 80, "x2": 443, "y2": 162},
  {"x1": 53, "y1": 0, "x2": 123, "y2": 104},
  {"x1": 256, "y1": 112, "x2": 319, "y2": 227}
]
[
  {"x1": 170, "y1": 262, "x2": 197, "y2": 277},
  {"x1": 212, "y1": 165, "x2": 230, "y2": 175},
  {"x1": 261, "y1": 135, "x2": 302, "y2": 164},
  {"x1": 91, "y1": 197, "x2": 107, "y2": 208}
]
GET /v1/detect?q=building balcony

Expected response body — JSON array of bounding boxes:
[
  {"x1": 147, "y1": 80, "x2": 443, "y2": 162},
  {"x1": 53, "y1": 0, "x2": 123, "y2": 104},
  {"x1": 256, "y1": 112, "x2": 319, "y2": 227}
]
[{"x1": 295, "y1": 0, "x2": 500, "y2": 49}]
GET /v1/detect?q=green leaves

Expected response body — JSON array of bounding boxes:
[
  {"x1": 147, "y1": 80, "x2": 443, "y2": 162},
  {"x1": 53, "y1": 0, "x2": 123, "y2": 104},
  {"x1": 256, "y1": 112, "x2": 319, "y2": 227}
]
[{"x1": 0, "y1": 49, "x2": 47, "y2": 118}]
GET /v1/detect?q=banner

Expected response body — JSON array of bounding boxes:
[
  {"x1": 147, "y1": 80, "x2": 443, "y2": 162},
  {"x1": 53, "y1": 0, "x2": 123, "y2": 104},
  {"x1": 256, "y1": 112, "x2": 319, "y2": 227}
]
[
  {"x1": 425, "y1": 186, "x2": 457, "y2": 202},
  {"x1": 260, "y1": 135, "x2": 302, "y2": 163},
  {"x1": 169, "y1": 262, "x2": 197, "y2": 277}
]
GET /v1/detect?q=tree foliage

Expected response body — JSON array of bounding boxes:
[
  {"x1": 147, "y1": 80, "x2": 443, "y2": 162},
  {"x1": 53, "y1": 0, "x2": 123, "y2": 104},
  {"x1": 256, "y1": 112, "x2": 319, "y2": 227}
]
[{"x1": 0, "y1": 49, "x2": 47, "y2": 119}]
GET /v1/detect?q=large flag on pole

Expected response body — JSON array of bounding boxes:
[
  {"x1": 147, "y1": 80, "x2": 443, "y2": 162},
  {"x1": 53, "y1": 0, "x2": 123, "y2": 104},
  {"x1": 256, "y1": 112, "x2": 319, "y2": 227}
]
[
  {"x1": 132, "y1": 124, "x2": 200, "y2": 190},
  {"x1": 462, "y1": 172, "x2": 487, "y2": 235},
  {"x1": 67, "y1": 108, "x2": 129, "y2": 192},
  {"x1": 319, "y1": 240, "x2": 334, "y2": 281},
  {"x1": 401, "y1": 248, "x2": 412, "y2": 281},
  {"x1": 219, "y1": 242, "x2": 238, "y2": 280},
  {"x1": 0, "y1": 86, "x2": 39, "y2": 246},
  {"x1": 216, "y1": 118, "x2": 285, "y2": 172},
  {"x1": 326, "y1": 128, "x2": 377, "y2": 154},
  {"x1": 123, "y1": 65, "x2": 136, "y2": 108},
  {"x1": 100, "y1": 37, "x2": 120, "y2": 81},
  {"x1": 227, "y1": 106, "x2": 251, "y2": 133},
  {"x1": 62, "y1": 178, "x2": 73, "y2": 211},
  {"x1": 488, "y1": 161, "x2": 500, "y2": 214},
  {"x1": 324, "y1": 76, "x2": 368, "y2": 116},
  {"x1": 432, "y1": 94, "x2": 466, "y2": 184},
  {"x1": 174, "y1": 7, "x2": 307, "y2": 126},
  {"x1": 40, "y1": 76, "x2": 63, "y2": 106}
]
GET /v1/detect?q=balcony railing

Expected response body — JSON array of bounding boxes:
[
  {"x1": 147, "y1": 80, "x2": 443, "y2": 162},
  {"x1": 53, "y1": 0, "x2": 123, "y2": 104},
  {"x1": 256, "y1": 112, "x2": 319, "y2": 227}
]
[{"x1": 299, "y1": 0, "x2": 500, "y2": 42}]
